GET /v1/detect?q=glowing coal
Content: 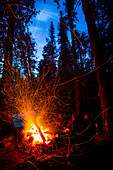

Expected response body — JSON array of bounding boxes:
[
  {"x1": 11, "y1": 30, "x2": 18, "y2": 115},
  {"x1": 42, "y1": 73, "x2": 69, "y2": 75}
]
[{"x1": 26, "y1": 123, "x2": 53, "y2": 145}]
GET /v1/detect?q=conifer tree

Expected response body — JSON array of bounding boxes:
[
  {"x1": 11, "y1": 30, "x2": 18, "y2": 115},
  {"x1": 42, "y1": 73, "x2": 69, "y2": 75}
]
[
  {"x1": 39, "y1": 21, "x2": 57, "y2": 82},
  {"x1": 58, "y1": 11, "x2": 73, "y2": 73},
  {"x1": 64, "y1": 0, "x2": 81, "y2": 115},
  {"x1": 81, "y1": 0, "x2": 112, "y2": 137},
  {"x1": 0, "y1": 0, "x2": 37, "y2": 81},
  {"x1": 0, "y1": 0, "x2": 38, "y2": 122}
]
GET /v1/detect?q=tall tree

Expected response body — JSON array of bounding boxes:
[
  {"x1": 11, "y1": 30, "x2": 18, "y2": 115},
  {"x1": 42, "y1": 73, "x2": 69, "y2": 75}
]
[
  {"x1": 75, "y1": 30, "x2": 93, "y2": 115},
  {"x1": 0, "y1": 0, "x2": 37, "y2": 122},
  {"x1": 58, "y1": 11, "x2": 73, "y2": 73},
  {"x1": 2, "y1": 2, "x2": 15, "y2": 83},
  {"x1": 64, "y1": 0, "x2": 81, "y2": 115},
  {"x1": 57, "y1": 11, "x2": 75, "y2": 114},
  {"x1": 81, "y1": 0, "x2": 112, "y2": 137},
  {"x1": 1, "y1": 0, "x2": 37, "y2": 81},
  {"x1": 39, "y1": 21, "x2": 57, "y2": 83}
]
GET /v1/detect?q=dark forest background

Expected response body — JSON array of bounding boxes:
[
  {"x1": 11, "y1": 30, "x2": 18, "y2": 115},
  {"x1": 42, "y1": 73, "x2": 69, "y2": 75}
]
[{"x1": 0, "y1": 0, "x2": 113, "y2": 138}]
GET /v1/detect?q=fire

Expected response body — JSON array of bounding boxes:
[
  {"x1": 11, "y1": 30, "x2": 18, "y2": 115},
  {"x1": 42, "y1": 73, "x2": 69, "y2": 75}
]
[{"x1": 26, "y1": 123, "x2": 53, "y2": 145}]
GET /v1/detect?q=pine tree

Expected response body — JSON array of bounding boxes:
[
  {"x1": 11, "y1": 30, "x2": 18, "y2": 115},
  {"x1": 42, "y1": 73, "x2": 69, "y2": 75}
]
[
  {"x1": 0, "y1": 0, "x2": 37, "y2": 122},
  {"x1": 91, "y1": 0, "x2": 113, "y2": 71},
  {"x1": 64, "y1": 0, "x2": 81, "y2": 115},
  {"x1": 81, "y1": 0, "x2": 112, "y2": 137},
  {"x1": 58, "y1": 11, "x2": 73, "y2": 73},
  {"x1": 39, "y1": 21, "x2": 57, "y2": 83},
  {"x1": 1, "y1": 0, "x2": 37, "y2": 81}
]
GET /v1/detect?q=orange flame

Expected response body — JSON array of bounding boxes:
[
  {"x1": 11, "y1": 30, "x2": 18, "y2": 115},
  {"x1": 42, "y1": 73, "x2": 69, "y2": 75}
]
[{"x1": 27, "y1": 123, "x2": 53, "y2": 145}]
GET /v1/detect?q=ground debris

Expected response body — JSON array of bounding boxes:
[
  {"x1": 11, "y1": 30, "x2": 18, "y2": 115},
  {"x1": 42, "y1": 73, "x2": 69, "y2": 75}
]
[{"x1": 0, "y1": 135, "x2": 69, "y2": 169}]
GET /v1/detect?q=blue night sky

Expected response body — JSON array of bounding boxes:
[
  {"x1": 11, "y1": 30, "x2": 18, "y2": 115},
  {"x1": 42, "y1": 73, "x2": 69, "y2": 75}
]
[{"x1": 29, "y1": 0, "x2": 87, "y2": 61}]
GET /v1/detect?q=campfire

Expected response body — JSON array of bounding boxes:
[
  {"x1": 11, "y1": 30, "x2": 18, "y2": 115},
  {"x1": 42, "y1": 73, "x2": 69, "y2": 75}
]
[
  {"x1": 0, "y1": 72, "x2": 74, "y2": 169},
  {"x1": 12, "y1": 111, "x2": 55, "y2": 145},
  {"x1": 26, "y1": 123, "x2": 53, "y2": 145}
]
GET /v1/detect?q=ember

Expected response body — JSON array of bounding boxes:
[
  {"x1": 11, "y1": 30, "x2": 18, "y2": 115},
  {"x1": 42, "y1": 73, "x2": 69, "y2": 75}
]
[{"x1": 26, "y1": 123, "x2": 54, "y2": 145}]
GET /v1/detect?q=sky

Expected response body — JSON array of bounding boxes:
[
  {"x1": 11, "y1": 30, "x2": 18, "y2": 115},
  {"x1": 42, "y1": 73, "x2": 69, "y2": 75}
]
[{"x1": 29, "y1": 0, "x2": 87, "y2": 61}]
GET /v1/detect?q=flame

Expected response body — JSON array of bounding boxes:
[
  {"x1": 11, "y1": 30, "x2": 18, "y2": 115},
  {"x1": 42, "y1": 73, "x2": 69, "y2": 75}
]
[{"x1": 27, "y1": 123, "x2": 53, "y2": 145}]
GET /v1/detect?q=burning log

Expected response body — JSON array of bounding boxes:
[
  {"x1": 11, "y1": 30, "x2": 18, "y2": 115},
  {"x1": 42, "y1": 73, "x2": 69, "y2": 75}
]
[
  {"x1": 24, "y1": 114, "x2": 54, "y2": 145},
  {"x1": 33, "y1": 119, "x2": 46, "y2": 144}
]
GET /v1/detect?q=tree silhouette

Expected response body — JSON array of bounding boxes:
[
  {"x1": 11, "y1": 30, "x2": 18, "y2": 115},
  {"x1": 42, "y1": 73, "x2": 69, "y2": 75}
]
[
  {"x1": 0, "y1": 0, "x2": 37, "y2": 81},
  {"x1": 38, "y1": 21, "x2": 57, "y2": 83},
  {"x1": 81, "y1": 0, "x2": 112, "y2": 137},
  {"x1": 64, "y1": 0, "x2": 82, "y2": 115},
  {"x1": 0, "y1": 0, "x2": 38, "y2": 122},
  {"x1": 58, "y1": 11, "x2": 73, "y2": 73}
]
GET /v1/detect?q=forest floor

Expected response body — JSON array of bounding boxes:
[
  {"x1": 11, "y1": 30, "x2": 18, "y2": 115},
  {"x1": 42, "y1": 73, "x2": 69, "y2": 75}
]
[{"x1": 0, "y1": 122, "x2": 113, "y2": 170}]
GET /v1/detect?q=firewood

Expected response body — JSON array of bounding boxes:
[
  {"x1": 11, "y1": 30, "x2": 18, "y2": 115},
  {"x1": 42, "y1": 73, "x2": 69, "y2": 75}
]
[
  {"x1": 0, "y1": 135, "x2": 14, "y2": 144},
  {"x1": 33, "y1": 119, "x2": 46, "y2": 143},
  {"x1": 4, "y1": 142, "x2": 11, "y2": 148}
]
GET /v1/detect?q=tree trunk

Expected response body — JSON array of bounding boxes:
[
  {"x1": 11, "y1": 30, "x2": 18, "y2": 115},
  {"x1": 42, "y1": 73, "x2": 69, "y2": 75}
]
[
  {"x1": 26, "y1": 35, "x2": 33, "y2": 79},
  {"x1": 69, "y1": 19, "x2": 81, "y2": 115},
  {"x1": 2, "y1": 5, "x2": 15, "y2": 122},
  {"x1": 81, "y1": 0, "x2": 112, "y2": 137}
]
